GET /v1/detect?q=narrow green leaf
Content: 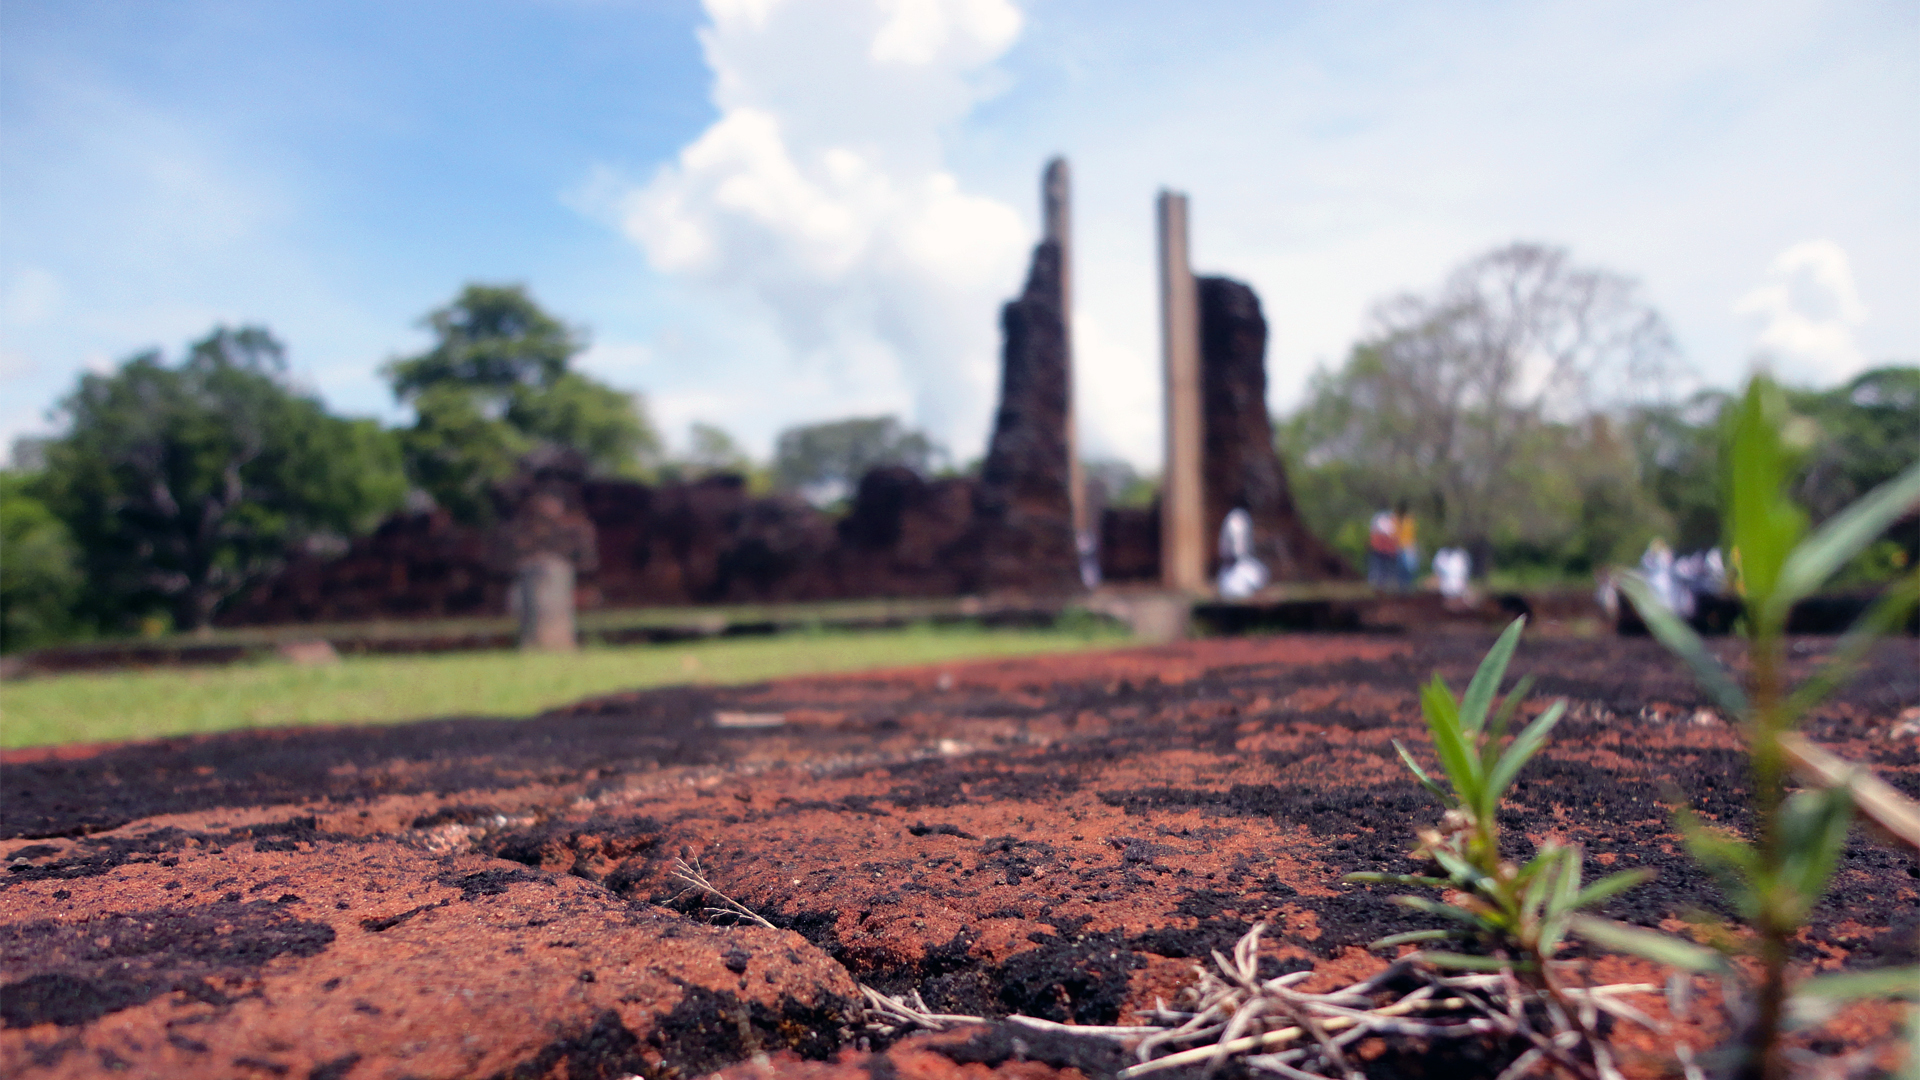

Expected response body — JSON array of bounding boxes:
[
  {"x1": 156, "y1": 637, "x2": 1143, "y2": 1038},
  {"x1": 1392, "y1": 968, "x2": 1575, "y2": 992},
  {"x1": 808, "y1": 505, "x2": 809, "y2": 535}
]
[
  {"x1": 1724, "y1": 374, "x2": 1808, "y2": 615},
  {"x1": 1423, "y1": 673, "x2": 1461, "y2": 730},
  {"x1": 1534, "y1": 847, "x2": 1581, "y2": 954},
  {"x1": 1484, "y1": 699, "x2": 1568, "y2": 817},
  {"x1": 1569, "y1": 916, "x2": 1728, "y2": 973},
  {"x1": 1418, "y1": 951, "x2": 1531, "y2": 972},
  {"x1": 1771, "y1": 460, "x2": 1920, "y2": 621},
  {"x1": 1794, "y1": 967, "x2": 1920, "y2": 1002},
  {"x1": 1570, "y1": 869, "x2": 1654, "y2": 911},
  {"x1": 1461, "y1": 617, "x2": 1527, "y2": 735},
  {"x1": 1618, "y1": 574, "x2": 1748, "y2": 716},
  {"x1": 1421, "y1": 676, "x2": 1481, "y2": 801},
  {"x1": 1777, "y1": 786, "x2": 1854, "y2": 916},
  {"x1": 1394, "y1": 895, "x2": 1495, "y2": 930},
  {"x1": 1554, "y1": 845, "x2": 1584, "y2": 908},
  {"x1": 1392, "y1": 739, "x2": 1455, "y2": 806},
  {"x1": 1673, "y1": 808, "x2": 1764, "y2": 921},
  {"x1": 1519, "y1": 851, "x2": 1556, "y2": 926},
  {"x1": 1369, "y1": 929, "x2": 1455, "y2": 950},
  {"x1": 1428, "y1": 845, "x2": 1488, "y2": 889},
  {"x1": 1787, "y1": 572, "x2": 1920, "y2": 716},
  {"x1": 1507, "y1": 849, "x2": 1555, "y2": 889},
  {"x1": 1539, "y1": 855, "x2": 1584, "y2": 956},
  {"x1": 1482, "y1": 674, "x2": 1536, "y2": 777}
]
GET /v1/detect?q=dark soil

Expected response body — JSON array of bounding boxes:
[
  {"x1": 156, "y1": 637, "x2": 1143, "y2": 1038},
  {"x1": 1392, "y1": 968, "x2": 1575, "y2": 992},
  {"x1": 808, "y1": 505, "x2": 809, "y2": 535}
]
[{"x1": 3, "y1": 632, "x2": 1915, "y2": 1079}]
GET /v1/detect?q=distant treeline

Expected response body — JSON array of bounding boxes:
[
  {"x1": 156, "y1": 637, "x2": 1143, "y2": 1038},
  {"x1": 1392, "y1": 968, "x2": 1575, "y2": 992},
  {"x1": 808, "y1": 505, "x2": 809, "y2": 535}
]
[
  {"x1": 4, "y1": 255, "x2": 1915, "y2": 651},
  {"x1": 0, "y1": 285, "x2": 949, "y2": 650},
  {"x1": 1273, "y1": 244, "x2": 1917, "y2": 587}
]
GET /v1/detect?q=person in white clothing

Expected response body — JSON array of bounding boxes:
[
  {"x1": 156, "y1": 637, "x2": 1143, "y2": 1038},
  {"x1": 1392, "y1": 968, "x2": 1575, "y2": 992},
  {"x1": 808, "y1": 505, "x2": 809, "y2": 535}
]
[
  {"x1": 1216, "y1": 508, "x2": 1269, "y2": 599},
  {"x1": 1433, "y1": 547, "x2": 1471, "y2": 600}
]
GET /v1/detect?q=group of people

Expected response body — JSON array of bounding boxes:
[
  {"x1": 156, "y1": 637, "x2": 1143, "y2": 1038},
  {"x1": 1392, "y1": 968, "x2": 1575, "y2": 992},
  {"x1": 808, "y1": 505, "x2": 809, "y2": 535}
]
[
  {"x1": 1368, "y1": 504, "x2": 1472, "y2": 598},
  {"x1": 1367, "y1": 503, "x2": 1420, "y2": 590}
]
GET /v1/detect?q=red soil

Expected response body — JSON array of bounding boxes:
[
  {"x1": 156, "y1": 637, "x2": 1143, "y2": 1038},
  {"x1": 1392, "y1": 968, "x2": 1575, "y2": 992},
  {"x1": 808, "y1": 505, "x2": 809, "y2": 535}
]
[{"x1": 4, "y1": 632, "x2": 1915, "y2": 1079}]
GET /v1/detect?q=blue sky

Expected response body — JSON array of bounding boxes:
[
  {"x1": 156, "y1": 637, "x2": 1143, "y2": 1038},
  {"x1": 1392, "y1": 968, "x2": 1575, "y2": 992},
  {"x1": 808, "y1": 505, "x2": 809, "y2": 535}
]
[{"x1": 3, "y1": 0, "x2": 1914, "y2": 467}]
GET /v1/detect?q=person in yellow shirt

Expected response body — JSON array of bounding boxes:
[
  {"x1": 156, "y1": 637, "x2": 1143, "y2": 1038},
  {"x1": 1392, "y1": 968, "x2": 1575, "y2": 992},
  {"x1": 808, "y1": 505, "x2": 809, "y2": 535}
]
[{"x1": 1395, "y1": 501, "x2": 1418, "y2": 590}]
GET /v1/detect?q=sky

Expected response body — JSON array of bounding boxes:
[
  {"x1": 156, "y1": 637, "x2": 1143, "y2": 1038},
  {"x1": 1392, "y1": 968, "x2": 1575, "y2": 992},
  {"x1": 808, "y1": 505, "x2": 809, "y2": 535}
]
[{"x1": 2, "y1": 0, "x2": 1914, "y2": 469}]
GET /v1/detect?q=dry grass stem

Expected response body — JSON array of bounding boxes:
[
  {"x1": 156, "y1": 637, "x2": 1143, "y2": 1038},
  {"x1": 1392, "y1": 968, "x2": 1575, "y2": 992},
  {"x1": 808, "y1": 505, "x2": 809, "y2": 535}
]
[
  {"x1": 1113, "y1": 924, "x2": 1658, "y2": 1079},
  {"x1": 669, "y1": 857, "x2": 777, "y2": 930},
  {"x1": 674, "y1": 870, "x2": 1667, "y2": 1077}
]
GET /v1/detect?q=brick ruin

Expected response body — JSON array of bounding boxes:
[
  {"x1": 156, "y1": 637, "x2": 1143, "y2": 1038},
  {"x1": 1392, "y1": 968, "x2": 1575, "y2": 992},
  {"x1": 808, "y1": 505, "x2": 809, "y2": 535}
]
[
  {"x1": 220, "y1": 168, "x2": 1345, "y2": 627},
  {"x1": 1197, "y1": 276, "x2": 1353, "y2": 582}
]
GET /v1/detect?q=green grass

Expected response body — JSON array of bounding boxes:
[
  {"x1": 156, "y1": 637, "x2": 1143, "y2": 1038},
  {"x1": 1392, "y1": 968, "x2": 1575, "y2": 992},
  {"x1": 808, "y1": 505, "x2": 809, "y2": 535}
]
[{"x1": 0, "y1": 623, "x2": 1129, "y2": 749}]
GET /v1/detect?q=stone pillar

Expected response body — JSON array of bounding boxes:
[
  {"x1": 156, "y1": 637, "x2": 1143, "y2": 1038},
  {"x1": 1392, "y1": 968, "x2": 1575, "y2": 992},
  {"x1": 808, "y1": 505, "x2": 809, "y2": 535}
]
[
  {"x1": 515, "y1": 551, "x2": 577, "y2": 651},
  {"x1": 1045, "y1": 158, "x2": 1088, "y2": 547},
  {"x1": 1158, "y1": 190, "x2": 1205, "y2": 592}
]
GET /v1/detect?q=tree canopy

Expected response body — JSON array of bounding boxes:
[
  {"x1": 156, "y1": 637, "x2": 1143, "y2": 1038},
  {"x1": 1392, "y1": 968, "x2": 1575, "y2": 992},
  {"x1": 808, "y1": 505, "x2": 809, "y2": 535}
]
[
  {"x1": 1280, "y1": 243, "x2": 1679, "y2": 574},
  {"x1": 1, "y1": 472, "x2": 83, "y2": 651},
  {"x1": 654, "y1": 421, "x2": 758, "y2": 485},
  {"x1": 386, "y1": 284, "x2": 660, "y2": 519},
  {"x1": 386, "y1": 284, "x2": 580, "y2": 395},
  {"x1": 34, "y1": 326, "x2": 408, "y2": 632},
  {"x1": 772, "y1": 416, "x2": 942, "y2": 504}
]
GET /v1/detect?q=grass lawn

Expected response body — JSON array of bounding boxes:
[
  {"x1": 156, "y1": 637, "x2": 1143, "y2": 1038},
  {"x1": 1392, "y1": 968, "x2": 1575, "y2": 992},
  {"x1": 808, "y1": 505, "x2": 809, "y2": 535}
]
[{"x1": 0, "y1": 623, "x2": 1129, "y2": 750}]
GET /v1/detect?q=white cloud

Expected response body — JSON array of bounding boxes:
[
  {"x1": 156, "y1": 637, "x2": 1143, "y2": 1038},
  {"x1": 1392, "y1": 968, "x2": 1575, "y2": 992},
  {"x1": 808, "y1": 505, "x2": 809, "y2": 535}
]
[
  {"x1": 1734, "y1": 240, "x2": 1870, "y2": 382},
  {"x1": 585, "y1": 0, "x2": 1030, "y2": 458},
  {"x1": 957, "y1": 1, "x2": 1918, "y2": 464},
  {"x1": 871, "y1": 0, "x2": 1022, "y2": 66}
]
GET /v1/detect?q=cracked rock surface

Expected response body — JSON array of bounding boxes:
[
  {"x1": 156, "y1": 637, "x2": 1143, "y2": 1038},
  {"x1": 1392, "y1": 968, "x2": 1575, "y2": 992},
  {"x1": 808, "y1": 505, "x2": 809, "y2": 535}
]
[{"x1": 4, "y1": 633, "x2": 1915, "y2": 1078}]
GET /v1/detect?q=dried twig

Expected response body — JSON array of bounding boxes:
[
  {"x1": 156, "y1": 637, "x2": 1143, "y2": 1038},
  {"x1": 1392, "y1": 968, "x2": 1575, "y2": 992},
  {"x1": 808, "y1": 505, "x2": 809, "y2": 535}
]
[
  {"x1": 1113, "y1": 925, "x2": 1662, "y2": 1079},
  {"x1": 672, "y1": 868, "x2": 1672, "y2": 1078},
  {"x1": 669, "y1": 857, "x2": 776, "y2": 930}
]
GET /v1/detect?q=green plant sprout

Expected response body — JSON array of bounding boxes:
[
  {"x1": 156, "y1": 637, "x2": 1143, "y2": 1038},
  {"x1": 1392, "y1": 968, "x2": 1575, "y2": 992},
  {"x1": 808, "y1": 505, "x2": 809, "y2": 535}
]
[
  {"x1": 1348, "y1": 618, "x2": 1651, "y2": 1018},
  {"x1": 1572, "y1": 373, "x2": 1920, "y2": 1080}
]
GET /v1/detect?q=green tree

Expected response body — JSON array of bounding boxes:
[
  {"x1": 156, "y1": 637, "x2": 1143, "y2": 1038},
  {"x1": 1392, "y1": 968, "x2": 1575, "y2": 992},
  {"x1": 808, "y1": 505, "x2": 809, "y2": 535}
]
[
  {"x1": 1279, "y1": 244, "x2": 1677, "y2": 576},
  {"x1": 1625, "y1": 389, "x2": 1733, "y2": 554},
  {"x1": 772, "y1": 416, "x2": 942, "y2": 504},
  {"x1": 386, "y1": 284, "x2": 660, "y2": 518},
  {"x1": 398, "y1": 384, "x2": 535, "y2": 524},
  {"x1": 1790, "y1": 366, "x2": 1920, "y2": 521},
  {"x1": 1, "y1": 471, "x2": 84, "y2": 651},
  {"x1": 37, "y1": 326, "x2": 407, "y2": 632},
  {"x1": 387, "y1": 283, "x2": 579, "y2": 395},
  {"x1": 1623, "y1": 367, "x2": 1917, "y2": 578},
  {"x1": 657, "y1": 422, "x2": 759, "y2": 486}
]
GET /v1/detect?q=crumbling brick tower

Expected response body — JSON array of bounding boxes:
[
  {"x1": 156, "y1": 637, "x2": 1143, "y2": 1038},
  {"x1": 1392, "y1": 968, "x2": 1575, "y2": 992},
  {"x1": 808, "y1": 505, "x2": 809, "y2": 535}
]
[
  {"x1": 1197, "y1": 276, "x2": 1353, "y2": 581},
  {"x1": 963, "y1": 234, "x2": 1081, "y2": 593},
  {"x1": 961, "y1": 160, "x2": 1084, "y2": 595}
]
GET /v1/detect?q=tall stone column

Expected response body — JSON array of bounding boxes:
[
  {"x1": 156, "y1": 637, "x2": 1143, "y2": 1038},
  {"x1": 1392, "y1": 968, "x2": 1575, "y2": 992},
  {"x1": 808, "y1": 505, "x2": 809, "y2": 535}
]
[
  {"x1": 1158, "y1": 190, "x2": 1205, "y2": 592},
  {"x1": 1044, "y1": 158, "x2": 1088, "y2": 548}
]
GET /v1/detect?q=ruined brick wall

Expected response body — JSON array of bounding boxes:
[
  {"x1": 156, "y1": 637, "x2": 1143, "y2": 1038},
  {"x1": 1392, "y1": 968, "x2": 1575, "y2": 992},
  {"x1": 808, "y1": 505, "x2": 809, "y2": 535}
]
[
  {"x1": 963, "y1": 238, "x2": 1083, "y2": 594},
  {"x1": 221, "y1": 511, "x2": 500, "y2": 625},
  {"x1": 1098, "y1": 505, "x2": 1161, "y2": 583},
  {"x1": 815, "y1": 466, "x2": 976, "y2": 598},
  {"x1": 223, "y1": 273, "x2": 1348, "y2": 625},
  {"x1": 1198, "y1": 276, "x2": 1354, "y2": 582},
  {"x1": 221, "y1": 469, "x2": 994, "y2": 624},
  {"x1": 226, "y1": 251, "x2": 1354, "y2": 625}
]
